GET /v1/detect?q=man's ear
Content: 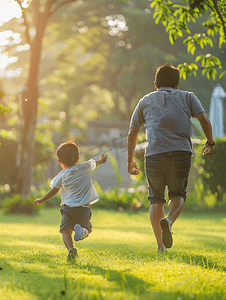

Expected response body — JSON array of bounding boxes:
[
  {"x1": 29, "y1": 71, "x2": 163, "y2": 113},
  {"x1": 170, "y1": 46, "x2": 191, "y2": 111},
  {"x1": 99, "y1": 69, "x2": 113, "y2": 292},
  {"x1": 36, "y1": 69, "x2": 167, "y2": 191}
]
[
  {"x1": 58, "y1": 159, "x2": 62, "y2": 165},
  {"x1": 76, "y1": 157, "x2": 79, "y2": 164},
  {"x1": 154, "y1": 81, "x2": 158, "y2": 90},
  {"x1": 174, "y1": 82, "x2": 180, "y2": 89}
]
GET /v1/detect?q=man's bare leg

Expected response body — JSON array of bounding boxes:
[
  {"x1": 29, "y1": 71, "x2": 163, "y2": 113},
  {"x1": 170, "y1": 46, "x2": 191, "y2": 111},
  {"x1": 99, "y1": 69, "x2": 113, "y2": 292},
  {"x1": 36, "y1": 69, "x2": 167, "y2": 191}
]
[
  {"x1": 159, "y1": 196, "x2": 184, "y2": 248},
  {"x1": 166, "y1": 196, "x2": 184, "y2": 228},
  {"x1": 150, "y1": 203, "x2": 166, "y2": 252}
]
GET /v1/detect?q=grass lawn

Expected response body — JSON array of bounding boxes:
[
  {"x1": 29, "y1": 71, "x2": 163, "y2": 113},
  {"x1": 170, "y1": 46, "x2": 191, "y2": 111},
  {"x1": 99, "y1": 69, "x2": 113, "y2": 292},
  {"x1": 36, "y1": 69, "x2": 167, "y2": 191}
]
[{"x1": 0, "y1": 208, "x2": 225, "y2": 300}]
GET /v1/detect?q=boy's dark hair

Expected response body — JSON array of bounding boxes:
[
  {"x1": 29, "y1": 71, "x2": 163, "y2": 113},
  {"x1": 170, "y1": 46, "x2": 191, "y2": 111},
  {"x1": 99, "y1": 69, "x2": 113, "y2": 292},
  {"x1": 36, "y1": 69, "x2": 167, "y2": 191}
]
[
  {"x1": 155, "y1": 63, "x2": 180, "y2": 89},
  {"x1": 56, "y1": 142, "x2": 79, "y2": 167}
]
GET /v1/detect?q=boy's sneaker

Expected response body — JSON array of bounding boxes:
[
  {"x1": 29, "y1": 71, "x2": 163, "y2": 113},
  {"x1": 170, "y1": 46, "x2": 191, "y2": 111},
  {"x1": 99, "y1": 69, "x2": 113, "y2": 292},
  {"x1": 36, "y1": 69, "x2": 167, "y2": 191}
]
[
  {"x1": 80, "y1": 227, "x2": 89, "y2": 240},
  {"x1": 74, "y1": 224, "x2": 89, "y2": 241},
  {"x1": 67, "y1": 247, "x2": 77, "y2": 262}
]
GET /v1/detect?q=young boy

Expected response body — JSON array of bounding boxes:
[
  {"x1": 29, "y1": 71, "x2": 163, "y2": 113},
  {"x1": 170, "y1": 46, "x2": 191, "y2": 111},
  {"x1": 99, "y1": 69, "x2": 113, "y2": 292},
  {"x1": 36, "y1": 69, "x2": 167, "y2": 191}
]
[{"x1": 34, "y1": 141, "x2": 107, "y2": 261}]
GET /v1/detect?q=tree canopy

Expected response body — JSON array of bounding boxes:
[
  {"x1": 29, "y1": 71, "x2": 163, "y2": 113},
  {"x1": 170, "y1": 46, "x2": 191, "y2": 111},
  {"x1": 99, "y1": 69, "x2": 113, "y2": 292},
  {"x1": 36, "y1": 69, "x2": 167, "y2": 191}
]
[
  {"x1": 118, "y1": 0, "x2": 226, "y2": 80},
  {"x1": 40, "y1": 0, "x2": 180, "y2": 132},
  {"x1": 150, "y1": 0, "x2": 226, "y2": 80}
]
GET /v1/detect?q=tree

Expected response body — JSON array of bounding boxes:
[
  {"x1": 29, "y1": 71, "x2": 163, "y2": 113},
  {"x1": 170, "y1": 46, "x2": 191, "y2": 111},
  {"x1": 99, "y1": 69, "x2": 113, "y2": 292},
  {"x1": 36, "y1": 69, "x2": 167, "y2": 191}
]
[
  {"x1": 42, "y1": 0, "x2": 177, "y2": 125},
  {"x1": 6, "y1": 0, "x2": 79, "y2": 198},
  {"x1": 150, "y1": 0, "x2": 226, "y2": 80}
]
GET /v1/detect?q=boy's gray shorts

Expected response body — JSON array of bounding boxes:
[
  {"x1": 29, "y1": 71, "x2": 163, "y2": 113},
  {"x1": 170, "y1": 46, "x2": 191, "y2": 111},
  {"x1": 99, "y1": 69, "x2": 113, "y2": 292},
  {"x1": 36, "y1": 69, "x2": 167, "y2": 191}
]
[{"x1": 59, "y1": 205, "x2": 92, "y2": 233}]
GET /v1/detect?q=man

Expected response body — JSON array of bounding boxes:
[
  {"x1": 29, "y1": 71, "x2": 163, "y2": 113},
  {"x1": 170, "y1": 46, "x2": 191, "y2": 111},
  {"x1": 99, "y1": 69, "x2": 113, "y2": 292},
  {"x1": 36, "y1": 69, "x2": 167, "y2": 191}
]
[{"x1": 127, "y1": 63, "x2": 214, "y2": 253}]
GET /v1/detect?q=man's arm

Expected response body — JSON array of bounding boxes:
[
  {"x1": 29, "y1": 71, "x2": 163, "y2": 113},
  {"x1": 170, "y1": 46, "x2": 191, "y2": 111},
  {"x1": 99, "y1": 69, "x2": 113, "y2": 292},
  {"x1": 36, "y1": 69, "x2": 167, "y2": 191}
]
[
  {"x1": 195, "y1": 112, "x2": 214, "y2": 156},
  {"x1": 34, "y1": 187, "x2": 60, "y2": 206},
  {"x1": 127, "y1": 127, "x2": 140, "y2": 175}
]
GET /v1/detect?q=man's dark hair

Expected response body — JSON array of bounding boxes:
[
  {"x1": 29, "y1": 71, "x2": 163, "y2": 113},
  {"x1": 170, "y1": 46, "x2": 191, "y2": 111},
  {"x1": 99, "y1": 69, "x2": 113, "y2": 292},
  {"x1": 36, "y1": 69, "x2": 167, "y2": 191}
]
[
  {"x1": 155, "y1": 63, "x2": 180, "y2": 89},
  {"x1": 56, "y1": 142, "x2": 79, "y2": 167}
]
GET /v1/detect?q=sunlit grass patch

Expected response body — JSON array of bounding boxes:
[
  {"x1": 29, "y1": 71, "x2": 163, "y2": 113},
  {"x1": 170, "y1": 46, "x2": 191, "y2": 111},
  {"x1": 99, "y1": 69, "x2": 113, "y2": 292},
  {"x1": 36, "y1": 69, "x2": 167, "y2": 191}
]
[{"x1": 0, "y1": 209, "x2": 225, "y2": 299}]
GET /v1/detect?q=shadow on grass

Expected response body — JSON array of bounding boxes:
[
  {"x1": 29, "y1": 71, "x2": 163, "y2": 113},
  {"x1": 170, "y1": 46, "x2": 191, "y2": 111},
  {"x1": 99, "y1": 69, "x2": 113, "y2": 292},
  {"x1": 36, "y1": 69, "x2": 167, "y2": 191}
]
[
  {"x1": 0, "y1": 208, "x2": 225, "y2": 300},
  {"x1": 1, "y1": 228, "x2": 225, "y2": 273},
  {"x1": 0, "y1": 251, "x2": 166, "y2": 300},
  {"x1": 175, "y1": 230, "x2": 226, "y2": 250},
  {"x1": 167, "y1": 250, "x2": 226, "y2": 272},
  {"x1": 74, "y1": 262, "x2": 150, "y2": 294},
  {"x1": 0, "y1": 252, "x2": 225, "y2": 300}
]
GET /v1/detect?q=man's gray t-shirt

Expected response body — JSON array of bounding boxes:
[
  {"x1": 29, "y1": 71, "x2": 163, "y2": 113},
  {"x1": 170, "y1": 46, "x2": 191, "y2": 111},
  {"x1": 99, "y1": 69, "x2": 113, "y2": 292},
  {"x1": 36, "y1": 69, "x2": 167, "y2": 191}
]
[{"x1": 130, "y1": 87, "x2": 205, "y2": 157}]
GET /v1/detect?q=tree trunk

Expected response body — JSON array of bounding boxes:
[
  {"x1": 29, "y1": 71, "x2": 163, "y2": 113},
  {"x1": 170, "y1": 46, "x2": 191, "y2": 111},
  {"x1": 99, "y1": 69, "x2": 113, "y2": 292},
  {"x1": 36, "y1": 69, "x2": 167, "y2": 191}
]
[
  {"x1": 16, "y1": 16, "x2": 46, "y2": 198},
  {"x1": 16, "y1": 100, "x2": 37, "y2": 198}
]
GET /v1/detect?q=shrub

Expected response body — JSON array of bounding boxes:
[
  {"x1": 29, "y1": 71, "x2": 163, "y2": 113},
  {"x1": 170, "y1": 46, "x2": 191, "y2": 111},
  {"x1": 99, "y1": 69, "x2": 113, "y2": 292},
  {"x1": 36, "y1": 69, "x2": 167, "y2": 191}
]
[
  {"x1": 41, "y1": 195, "x2": 61, "y2": 208},
  {"x1": 184, "y1": 178, "x2": 226, "y2": 212},
  {"x1": 31, "y1": 183, "x2": 61, "y2": 208},
  {"x1": 94, "y1": 182, "x2": 150, "y2": 211},
  {"x1": 1, "y1": 194, "x2": 42, "y2": 215},
  {"x1": 193, "y1": 137, "x2": 226, "y2": 200}
]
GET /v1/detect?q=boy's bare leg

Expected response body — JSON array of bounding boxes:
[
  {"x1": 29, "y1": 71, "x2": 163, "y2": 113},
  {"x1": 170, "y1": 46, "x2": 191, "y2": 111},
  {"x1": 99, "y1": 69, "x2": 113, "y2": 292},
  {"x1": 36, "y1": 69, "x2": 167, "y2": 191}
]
[
  {"x1": 166, "y1": 196, "x2": 184, "y2": 228},
  {"x1": 150, "y1": 203, "x2": 166, "y2": 252},
  {"x1": 61, "y1": 228, "x2": 74, "y2": 250}
]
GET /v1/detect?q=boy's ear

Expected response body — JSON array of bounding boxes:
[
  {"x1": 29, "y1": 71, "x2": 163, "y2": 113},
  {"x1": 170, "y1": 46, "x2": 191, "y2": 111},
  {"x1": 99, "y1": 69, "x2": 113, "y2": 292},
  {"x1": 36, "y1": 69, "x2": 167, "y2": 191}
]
[
  {"x1": 76, "y1": 157, "x2": 79, "y2": 164},
  {"x1": 58, "y1": 159, "x2": 63, "y2": 165},
  {"x1": 154, "y1": 81, "x2": 158, "y2": 90}
]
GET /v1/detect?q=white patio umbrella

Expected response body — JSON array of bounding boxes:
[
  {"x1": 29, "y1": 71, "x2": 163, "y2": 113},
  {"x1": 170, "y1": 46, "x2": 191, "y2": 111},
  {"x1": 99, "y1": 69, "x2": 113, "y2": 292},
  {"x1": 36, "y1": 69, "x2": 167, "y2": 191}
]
[{"x1": 209, "y1": 84, "x2": 226, "y2": 139}]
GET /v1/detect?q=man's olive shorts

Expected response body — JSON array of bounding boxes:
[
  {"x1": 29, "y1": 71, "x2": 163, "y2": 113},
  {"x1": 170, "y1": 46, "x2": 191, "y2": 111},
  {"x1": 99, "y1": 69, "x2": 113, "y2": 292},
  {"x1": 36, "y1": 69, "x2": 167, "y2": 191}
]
[{"x1": 145, "y1": 151, "x2": 191, "y2": 205}]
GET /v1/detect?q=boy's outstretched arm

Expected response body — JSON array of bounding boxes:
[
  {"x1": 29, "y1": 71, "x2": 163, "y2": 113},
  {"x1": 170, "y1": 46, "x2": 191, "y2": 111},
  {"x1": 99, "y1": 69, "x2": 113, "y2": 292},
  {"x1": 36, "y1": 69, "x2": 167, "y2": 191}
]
[
  {"x1": 34, "y1": 187, "x2": 59, "y2": 206},
  {"x1": 95, "y1": 153, "x2": 107, "y2": 167}
]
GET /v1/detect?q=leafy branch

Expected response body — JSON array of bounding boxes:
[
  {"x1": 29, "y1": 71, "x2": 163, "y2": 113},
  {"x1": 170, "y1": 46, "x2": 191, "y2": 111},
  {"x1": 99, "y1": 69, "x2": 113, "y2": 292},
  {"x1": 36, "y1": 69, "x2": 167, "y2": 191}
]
[
  {"x1": 151, "y1": 0, "x2": 226, "y2": 80},
  {"x1": 0, "y1": 104, "x2": 10, "y2": 116}
]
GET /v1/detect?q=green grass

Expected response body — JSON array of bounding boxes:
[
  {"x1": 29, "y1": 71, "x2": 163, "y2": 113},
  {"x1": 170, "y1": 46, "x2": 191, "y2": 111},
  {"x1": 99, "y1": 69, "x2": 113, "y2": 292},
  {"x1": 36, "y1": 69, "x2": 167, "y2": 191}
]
[{"x1": 0, "y1": 208, "x2": 225, "y2": 300}]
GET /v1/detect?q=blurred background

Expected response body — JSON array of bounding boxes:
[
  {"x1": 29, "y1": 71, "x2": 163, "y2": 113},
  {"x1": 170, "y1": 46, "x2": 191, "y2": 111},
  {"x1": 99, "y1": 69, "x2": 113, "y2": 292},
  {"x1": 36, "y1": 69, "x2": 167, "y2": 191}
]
[{"x1": 0, "y1": 0, "x2": 226, "y2": 214}]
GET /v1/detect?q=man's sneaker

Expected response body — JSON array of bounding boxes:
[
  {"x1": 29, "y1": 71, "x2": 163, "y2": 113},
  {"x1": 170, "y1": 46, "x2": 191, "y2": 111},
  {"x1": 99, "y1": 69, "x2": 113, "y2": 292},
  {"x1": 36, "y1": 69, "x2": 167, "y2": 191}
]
[
  {"x1": 157, "y1": 245, "x2": 167, "y2": 254},
  {"x1": 74, "y1": 224, "x2": 89, "y2": 241},
  {"x1": 160, "y1": 218, "x2": 173, "y2": 248},
  {"x1": 67, "y1": 248, "x2": 77, "y2": 262}
]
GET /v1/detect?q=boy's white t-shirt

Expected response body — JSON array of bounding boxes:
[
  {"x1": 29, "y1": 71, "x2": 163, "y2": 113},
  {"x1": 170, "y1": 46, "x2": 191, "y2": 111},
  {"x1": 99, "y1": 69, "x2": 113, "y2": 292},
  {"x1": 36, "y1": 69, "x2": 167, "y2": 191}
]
[{"x1": 50, "y1": 159, "x2": 99, "y2": 207}]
